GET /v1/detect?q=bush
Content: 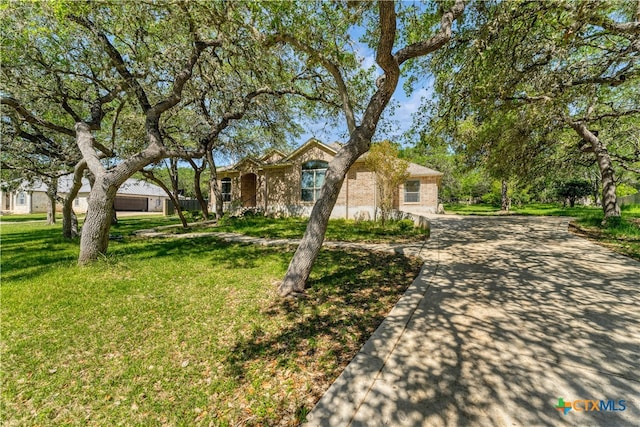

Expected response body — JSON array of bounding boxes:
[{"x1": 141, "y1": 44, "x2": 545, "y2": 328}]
[
  {"x1": 616, "y1": 183, "x2": 638, "y2": 197},
  {"x1": 555, "y1": 179, "x2": 592, "y2": 207},
  {"x1": 397, "y1": 219, "x2": 414, "y2": 233}
]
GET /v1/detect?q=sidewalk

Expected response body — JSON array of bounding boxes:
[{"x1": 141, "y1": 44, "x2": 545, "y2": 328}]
[
  {"x1": 133, "y1": 227, "x2": 430, "y2": 260},
  {"x1": 305, "y1": 216, "x2": 640, "y2": 426}
]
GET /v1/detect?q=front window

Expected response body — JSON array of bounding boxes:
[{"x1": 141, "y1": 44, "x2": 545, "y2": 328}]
[
  {"x1": 404, "y1": 180, "x2": 420, "y2": 203},
  {"x1": 16, "y1": 192, "x2": 26, "y2": 206},
  {"x1": 221, "y1": 178, "x2": 232, "y2": 202},
  {"x1": 301, "y1": 160, "x2": 328, "y2": 202}
]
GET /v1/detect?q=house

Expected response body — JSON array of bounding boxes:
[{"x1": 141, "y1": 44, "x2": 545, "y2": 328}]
[
  {"x1": 214, "y1": 138, "x2": 442, "y2": 219},
  {"x1": 0, "y1": 175, "x2": 169, "y2": 214}
]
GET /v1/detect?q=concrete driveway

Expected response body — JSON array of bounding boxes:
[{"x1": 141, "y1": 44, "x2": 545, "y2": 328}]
[{"x1": 306, "y1": 216, "x2": 640, "y2": 426}]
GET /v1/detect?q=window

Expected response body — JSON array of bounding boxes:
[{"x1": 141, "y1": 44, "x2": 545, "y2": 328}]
[
  {"x1": 155, "y1": 198, "x2": 161, "y2": 208},
  {"x1": 16, "y1": 192, "x2": 26, "y2": 206},
  {"x1": 221, "y1": 178, "x2": 232, "y2": 202},
  {"x1": 74, "y1": 197, "x2": 80, "y2": 207},
  {"x1": 404, "y1": 180, "x2": 420, "y2": 203},
  {"x1": 301, "y1": 160, "x2": 328, "y2": 202}
]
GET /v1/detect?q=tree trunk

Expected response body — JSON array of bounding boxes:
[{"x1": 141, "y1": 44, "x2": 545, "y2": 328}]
[
  {"x1": 167, "y1": 158, "x2": 189, "y2": 227},
  {"x1": 206, "y1": 150, "x2": 223, "y2": 218},
  {"x1": 189, "y1": 158, "x2": 209, "y2": 220},
  {"x1": 63, "y1": 162, "x2": 86, "y2": 239},
  {"x1": 279, "y1": 133, "x2": 372, "y2": 296},
  {"x1": 76, "y1": 121, "x2": 164, "y2": 264},
  {"x1": 46, "y1": 176, "x2": 58, "y2": 225},
  {"x1": 590, "y1": 171, "x2": 600, "y2": 206},
  {"x1": 78, "y1": 176, "x2": 117, "y2": 265},
  {"x1": 501, "y1": 179, "x2": 510, "y2": 211},
  {"x1": 111, "y1": 206, "x2": 118, "y2": 225},
  {"x1": 277, "y1": 0, "x2": 463, "y2": 296},
  {"x1": 570, "y1": 122, "x2": 620, "y2": 222},
  {"x1": 141, "y1": 169, "x2": 189, "y2": 228}
]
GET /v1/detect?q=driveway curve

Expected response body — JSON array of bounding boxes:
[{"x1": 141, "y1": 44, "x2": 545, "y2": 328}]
[{"x1": 306, "y1": 216, "x2": 640, "y2": 427}]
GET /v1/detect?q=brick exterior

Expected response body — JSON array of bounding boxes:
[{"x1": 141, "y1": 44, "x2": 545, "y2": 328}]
[{"x1": 216, "y1": 139, "x2": 442, "y2": 218}]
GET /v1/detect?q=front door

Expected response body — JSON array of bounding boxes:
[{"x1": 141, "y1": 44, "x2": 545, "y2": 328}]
[{"x1": 241, "y1": 173, "x2": 257, "y2": 207}]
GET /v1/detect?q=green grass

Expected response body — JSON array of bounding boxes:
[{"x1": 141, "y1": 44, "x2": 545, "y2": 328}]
[
  {"x1": 213, "y1": 215, "x2": 428, "y2": 243},
  {"x1": 444, "y1": 202, "x2": 640, "y2": 260},
  {"x1": 1, "y1": 220, "x2": 421, "y2": 426},
  {"x1": 444, "y1": 202, "x2": 608, "y2": 217},
  {"x1": 0, "y1": 213, "x2": 62, "y2": 222}
]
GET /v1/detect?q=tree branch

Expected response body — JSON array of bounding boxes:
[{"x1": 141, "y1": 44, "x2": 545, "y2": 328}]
[
  {"x1": 376, "y1": 1, "x2": 398, "y2": 75},
  {"x1": 1, "y1": 96, "x2": 75, "y2": 136},
  {"x1": 272, "y1": 34, "x2": 356, "y2": 133},
  {"x1": 147, "y1": 39, "x2": 221, "y2": 120},
  {"x1": 584, "y1": 108, "x2": 640, "y2": 122},
  {"x1": 588, "y1": 12, "x2": 640, "y2": 35},
  {"x1": 610, "y1": 154, "x2": 640, "y2": 174},
  {"x1": 75, "y1": 122, "x2": 106, "y2": 175},
  {"x1": 69, "y1": 14, "x2": 152, "y2": 113},
  {"x1": 395, "y1": 0, "x2": 465, "y2": 65}
]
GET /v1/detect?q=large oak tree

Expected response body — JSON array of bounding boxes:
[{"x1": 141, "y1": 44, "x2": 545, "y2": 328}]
[
  {"x1": 2, "y1": 1, "x2": 327, "y2": 263},
  {"x1": 425, "y1": 0, "x2": 639, "y2": 222},
  {"x1": 276, "y1": 0, "x2": 466, "y2": 296}
]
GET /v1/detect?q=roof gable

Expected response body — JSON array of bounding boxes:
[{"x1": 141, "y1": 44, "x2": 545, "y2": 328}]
[
  {"x1": 259, "y1": 149, "x2": 287, "y2": 164},
  {"x1": 282, "y1": 138, "x2": 337, "y2": 162},
  {"x1": 406, "y1": 162, "x2": 443, "y2": 177}
]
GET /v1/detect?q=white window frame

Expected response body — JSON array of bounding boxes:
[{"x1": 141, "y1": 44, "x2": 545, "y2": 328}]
[
  {"x1": 301, "y1": 160, "x2": 328, "y2": 202},
  {"x1": 16, "y1": 191, "x2": 27, "y2": 206},
  {"x1": 404, "y1": 180, "x2": 420, "y2": 203}
]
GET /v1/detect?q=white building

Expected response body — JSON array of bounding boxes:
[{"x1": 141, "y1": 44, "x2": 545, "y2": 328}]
[{"x1": 1, "y1": 176, "x2": 169, "y2": 214}]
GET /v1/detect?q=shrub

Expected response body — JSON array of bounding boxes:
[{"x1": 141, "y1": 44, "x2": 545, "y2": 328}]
[{"x1": 555, "y1": 179, "x2": 592, "y2": 207}]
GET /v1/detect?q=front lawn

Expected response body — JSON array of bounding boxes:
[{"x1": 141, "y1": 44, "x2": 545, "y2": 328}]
[
  {"x1": 0, "y1": 213, "x2": 62, "y2": 222},
  {"x1": 214, "y1": 215, "x2": 428, "y2": 243},
  {"x1": 1, "y1": 221, "x2": 421, "y2": 426}
]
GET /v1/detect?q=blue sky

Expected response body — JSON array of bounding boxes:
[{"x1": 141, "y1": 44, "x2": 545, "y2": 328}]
[{"x1": 297, "y1": 33, "x2": 435, "y2": 148}]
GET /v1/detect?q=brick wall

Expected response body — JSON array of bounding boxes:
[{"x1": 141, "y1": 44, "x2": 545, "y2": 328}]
[{"x1": 217, "y1": 143, "x2": 440, "y2": 217}]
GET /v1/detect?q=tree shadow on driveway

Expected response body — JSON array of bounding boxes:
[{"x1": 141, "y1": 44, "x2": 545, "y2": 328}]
[{"x1": 310, "y1": 216, "x2": 640, "y2": 426}]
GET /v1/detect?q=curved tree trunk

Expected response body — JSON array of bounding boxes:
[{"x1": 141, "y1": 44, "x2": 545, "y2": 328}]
[
  {"x1": 78, "y1": 177, "x2": 117, "y2": 264},
  {"x1": 188, "y1": 158, "x2": 209, "y2": 220},
  {"x1": 76, "y1": 122, "x2": 164, "y2": 264},
  {"x1": 63, "y1": 162, "x2": 86, "y2": 239},
  {"x1": 277, "y1": 0, "x2": 464, "y2": 296},
  {"x1": 571, "y1": 122, "x2": 620, "y2": 222},
  {"x1": 141, "y1": 169, "x2": 189, "y2": 228},
  {"x1": 279, "y1": 133, "x2": 374, "y2": 296}
]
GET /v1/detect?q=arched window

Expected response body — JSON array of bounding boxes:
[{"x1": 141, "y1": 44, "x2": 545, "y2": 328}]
[
  {"x1": 301, "y1": 160, "x2": 328, "y2": 202},
  {"x1": 16, "y1": 191, "x2": 27, "y2": 206},
  {"x1": 221, "y1": 178, "x2": 232, "y2": 202}
]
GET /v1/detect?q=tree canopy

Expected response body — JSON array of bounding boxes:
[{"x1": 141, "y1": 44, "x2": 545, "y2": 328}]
[
  {"x1": 421, "y1": 0, "x2": 639, "y2": 221},
  {"x1": 2, "y1": 0, "x2": 638, "y2": 292}
]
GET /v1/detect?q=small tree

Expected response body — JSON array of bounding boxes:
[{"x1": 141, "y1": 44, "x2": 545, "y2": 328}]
[
  {"x1": 556, "y1": 179, "x2": 592, "y2": 208},
  {"x1": 365, "y1": 141, "x2": 409, "y2": 225}
]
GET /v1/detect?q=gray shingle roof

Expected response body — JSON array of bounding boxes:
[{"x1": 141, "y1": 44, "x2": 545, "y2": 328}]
[
  {"x1": 406, "y1": 162, "x2": 443, "y2": 177},
  {"x1": 15, "y1": 176, "x2": 166, "y2": 197}
]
